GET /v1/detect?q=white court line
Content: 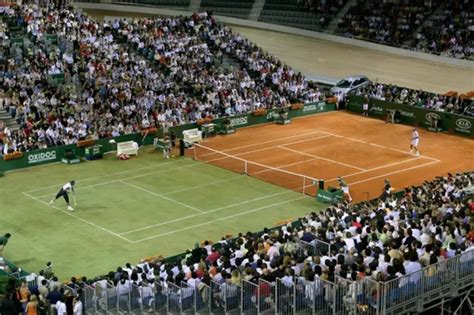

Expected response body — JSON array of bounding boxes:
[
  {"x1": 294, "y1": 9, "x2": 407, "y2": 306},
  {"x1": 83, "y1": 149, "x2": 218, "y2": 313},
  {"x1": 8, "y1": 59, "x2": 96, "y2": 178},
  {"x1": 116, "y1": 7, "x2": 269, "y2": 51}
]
[
  {"x1": 320, "y1": 156, "x2": 426, "y2": 184},
  {"x1": 22, "y1": 192, "x2": 132, "y2": 243},
  {"x1": 130, "y1": 195, "x2": 307, "y2": 243},
  {"x1": 32, "y1": 161, "x2": 207, "y2": 199},
  {"x1": 119, "y1": 190, "x2": 294, "y2": 235},
  {"x1": 319, "y1": 131, "x2": 440, "y2": 162},
  {"x1": 33, "y1": 146, "x2": 321, "y2": 199},
  {"x1": 283, "y1": 135, "x2": 332, "y2": 146},
  {"x1": 199, "y1": 130, "x2": 328, "y2": 156},
  {"x1": 278, "y1": 146, "x2": 367, "y2": 171},
  {"x1": 121, "y1": 156, "x2": 320, "y2": 234},
  {"x1": 198, "y1": 135, "x2": 332, "y2": 167},
  {"x1": 24, "y1": 158, "x2": 189, "y2": 194},
  {"x1": 200, "y1": 134, "x2": 332, "y2": 164},
  {"x1": 119, "y1": 180, "x2": 205, "y2": 213},
  {"x1": 162, "y1": 156, "x2": 319, "y2": 196},
  {"x1": 229, "y1": 135, "x2": 332, "y2": 157},
  {"x1": 348, "y1": 160, "x2": 440, "y2": 186},
  {"x1": 161, "y1": 175, "x2": 242, "y2": 196}
]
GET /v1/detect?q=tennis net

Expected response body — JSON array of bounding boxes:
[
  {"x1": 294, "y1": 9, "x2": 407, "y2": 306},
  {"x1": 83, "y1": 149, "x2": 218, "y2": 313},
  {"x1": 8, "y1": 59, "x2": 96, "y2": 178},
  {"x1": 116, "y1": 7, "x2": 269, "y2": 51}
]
[{"x1": 192, "y1": 144, "x2": 318, "y2": 196}]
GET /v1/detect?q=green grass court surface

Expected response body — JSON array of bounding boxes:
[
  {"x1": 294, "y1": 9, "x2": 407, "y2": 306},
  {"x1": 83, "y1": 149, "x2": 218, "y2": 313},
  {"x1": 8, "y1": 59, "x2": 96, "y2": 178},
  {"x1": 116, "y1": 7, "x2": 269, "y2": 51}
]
[{"x1": 1, "y1": 148, "x2": 324, "y2": 279}]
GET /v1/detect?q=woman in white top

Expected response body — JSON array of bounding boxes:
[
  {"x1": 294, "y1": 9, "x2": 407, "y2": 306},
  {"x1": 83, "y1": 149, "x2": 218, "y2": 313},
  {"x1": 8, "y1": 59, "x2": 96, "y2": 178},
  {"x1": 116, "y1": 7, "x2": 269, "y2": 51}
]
[
  {"x1": 56, "y1": 299, "x2": 67, "y2": 315},
  {"x1": 73, "y1": 297, "x2": 83, "y2": 315}
]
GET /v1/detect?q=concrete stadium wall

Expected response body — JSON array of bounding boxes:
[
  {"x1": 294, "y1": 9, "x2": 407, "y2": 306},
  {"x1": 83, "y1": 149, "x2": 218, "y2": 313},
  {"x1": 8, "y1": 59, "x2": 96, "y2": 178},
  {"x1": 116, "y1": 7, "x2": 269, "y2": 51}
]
[{"x1": 74, "y1": 2, "x2": 474, "y2": 70}]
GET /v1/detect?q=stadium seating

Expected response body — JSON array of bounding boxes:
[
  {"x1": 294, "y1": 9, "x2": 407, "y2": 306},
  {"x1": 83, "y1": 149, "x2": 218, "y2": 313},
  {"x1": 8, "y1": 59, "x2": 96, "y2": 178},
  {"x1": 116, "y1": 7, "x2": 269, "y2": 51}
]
[
  {"x1": 416, "y1": 0, "x2": 473, "y2": 59},
  {"x1": 0, "y1": 4, "x2": 326, "y2": 154},
  {"x1": 200, "y1": 0, "x2": 254, "y2": 19},
  {"x1": 112, "y1": 0, "x2": 190, "y2": 6},
  {"x1": 259, "y1": 0, "x2": 346, "y2": 31}
]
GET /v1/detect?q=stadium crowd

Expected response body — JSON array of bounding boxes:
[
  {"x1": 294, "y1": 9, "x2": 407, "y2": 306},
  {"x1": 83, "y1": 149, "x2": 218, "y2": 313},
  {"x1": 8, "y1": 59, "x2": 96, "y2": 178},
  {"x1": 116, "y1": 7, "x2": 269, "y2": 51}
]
[
  {"x1": 354, "y1": 83, "x2": 474, "y2": 117},
  {"x1": 336, "y1": 0, "x2": 473, "y2": 60},
  {"x1": 296, "y1": 0, "x2": 348, "y2": 28},
  {"x1": 0, "y1": 4, "x2": 324, "y2": 155},
  {"x1": 2, "y1": 172, "x2": 471, "y2": 314},
  {"x1": 417, "y1": 0, "x2": 473, "y2": 59},
  {"x1": 337, "y1": 0, "x2": 439, "y2": 45}
]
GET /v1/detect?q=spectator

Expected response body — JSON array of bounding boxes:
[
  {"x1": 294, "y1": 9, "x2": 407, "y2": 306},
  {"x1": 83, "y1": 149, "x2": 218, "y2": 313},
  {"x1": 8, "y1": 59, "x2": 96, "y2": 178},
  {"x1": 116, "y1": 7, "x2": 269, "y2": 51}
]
[
  {"x1": 355, "y1": 83, "x2": 474, "y2": 117},
  {"x1": 0, "y1": 233, "x2": 11, "y2": 256},
  {"x1": 25, "y1": 294, "x2": 39, "y2": 315}
]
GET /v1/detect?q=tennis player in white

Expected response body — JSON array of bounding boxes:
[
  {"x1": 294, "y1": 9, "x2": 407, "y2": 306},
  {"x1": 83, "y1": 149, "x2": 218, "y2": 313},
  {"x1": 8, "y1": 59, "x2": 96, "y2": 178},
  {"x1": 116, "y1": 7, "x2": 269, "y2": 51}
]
[
  {"x1": 337, "y1": 176, "x2": 352, "y2": 203},
  {"x1": 49, "y1": 180, "x2": 76, "y2": 211},
  {"x1": 410, "y1": 128, "x2": 420, "y2": 156}
]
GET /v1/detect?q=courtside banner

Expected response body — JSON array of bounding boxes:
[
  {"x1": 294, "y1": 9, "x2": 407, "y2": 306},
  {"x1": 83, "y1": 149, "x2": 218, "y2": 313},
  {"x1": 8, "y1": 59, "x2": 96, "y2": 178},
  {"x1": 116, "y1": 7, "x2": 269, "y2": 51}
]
[
  {"x1": 347, "y1": 95, "x2": 474, "y2": 136},
  {"x1": 0, "y1": 103, "x2": 335, "y2": 172},
  {"x1": 1, "y1": 146, "x2": 69, "y2": 172},
  {"x1": 27, "y1": 149, "x2": 58, "y2": 164},
  {"x1": 0, "y1": 132, "x2": 159, "y2": 172},
  {"x1": 168, "y1": 102, "x2": 335, "y2": 138}
]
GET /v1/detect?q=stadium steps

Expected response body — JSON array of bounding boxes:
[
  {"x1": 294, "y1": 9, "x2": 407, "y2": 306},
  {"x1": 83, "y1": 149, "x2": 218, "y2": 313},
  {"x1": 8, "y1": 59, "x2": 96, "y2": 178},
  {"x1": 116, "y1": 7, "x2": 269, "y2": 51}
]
[
  {"x1": 112, "y1": 0, "x2": 191, "y2": 6},
  {"x1": 189, "y1": 0, "x2": 201, "y2": 12},
  {"x1": 326, "y1": 0, "x2": 356, "y2": 32},
  {"x1": 0, "y1": 109, "x2": 21, "y2": 132},
  {"x1": 200, "y1": 0, "x2": 254, "y2": 19},
  {"x1": 258, "y1": 0, "x2": 324, "y2": 31},
  {"x1": 249, "y1": 0, "x2": 265, "y2": 21}
]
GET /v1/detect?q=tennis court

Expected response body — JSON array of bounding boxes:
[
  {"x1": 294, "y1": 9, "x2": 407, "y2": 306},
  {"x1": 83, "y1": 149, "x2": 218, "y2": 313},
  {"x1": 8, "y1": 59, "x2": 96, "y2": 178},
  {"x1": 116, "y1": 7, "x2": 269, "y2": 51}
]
[
  {"x1": 191, "y1": 111, "x2": 474, "y2": 202},
  {"x1": 5, "y1": 152, "x2": 319, "y2": 277},
  {"x1": 4, "y1": 111, "x2": 473, "y2": 277}
]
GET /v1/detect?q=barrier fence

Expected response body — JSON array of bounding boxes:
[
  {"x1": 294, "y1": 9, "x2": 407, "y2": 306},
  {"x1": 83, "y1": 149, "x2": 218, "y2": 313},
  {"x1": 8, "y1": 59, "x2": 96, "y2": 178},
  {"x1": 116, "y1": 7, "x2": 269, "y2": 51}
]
[
  {"x1": 0, "y1": 102, "x2": 334, "y2": 173},
  {"x1": 70, "y1": 250, "x2": 472, "y2": 314},
  {"x1": 242, "y1": 280, "x2": 258, "y2": 315},
  {"x1": 347, "y1": 94, "x2": 474, "y2": 136},
  {"x1": 298, "y1": 239, "x2": 332, "y2": 257}
]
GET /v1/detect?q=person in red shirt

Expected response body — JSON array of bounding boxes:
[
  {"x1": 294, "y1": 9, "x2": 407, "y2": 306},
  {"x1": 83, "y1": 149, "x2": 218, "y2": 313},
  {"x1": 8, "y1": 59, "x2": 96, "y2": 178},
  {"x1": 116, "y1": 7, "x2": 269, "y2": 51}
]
[{"x1": 205, "y1": 247, "x2": 220, "y2": 264}]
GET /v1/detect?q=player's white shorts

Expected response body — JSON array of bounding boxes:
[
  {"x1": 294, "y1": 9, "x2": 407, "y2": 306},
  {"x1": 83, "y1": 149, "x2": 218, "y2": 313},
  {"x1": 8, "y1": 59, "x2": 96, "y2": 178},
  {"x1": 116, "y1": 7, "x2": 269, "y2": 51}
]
[
  {"x1": 342, "y1": 186, "x2": 349, "y2": 194},
  {"x1": 411, "y1": 139, "x2": 419, "y2": 147}
]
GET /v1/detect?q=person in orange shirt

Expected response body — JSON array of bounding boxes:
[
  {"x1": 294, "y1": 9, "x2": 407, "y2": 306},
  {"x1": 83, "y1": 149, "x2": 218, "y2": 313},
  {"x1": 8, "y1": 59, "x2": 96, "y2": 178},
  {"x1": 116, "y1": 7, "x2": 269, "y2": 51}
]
[
  {"x1": 19, "y1": 280, "x2": 31, "y2": 314},
  {"x1": 25, "y1": 294, "x2": 39, "y2": 315}
]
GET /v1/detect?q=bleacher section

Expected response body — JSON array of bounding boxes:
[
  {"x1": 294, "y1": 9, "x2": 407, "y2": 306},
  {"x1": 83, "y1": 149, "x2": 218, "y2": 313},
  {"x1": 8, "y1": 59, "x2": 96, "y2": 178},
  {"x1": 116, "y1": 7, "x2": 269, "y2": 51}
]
[
  {"x1": 112, "y1": 0, "x2": 190, "y2": 7},
  {"x1": 200, "y1": 0, "x2": 254, "y2": 19},
  {"x1": 259, "y1": 0, "x2": 346, "y2": 31},
  {"x1": 259, "y1": 0, "x2": 322, "y2": 31}
]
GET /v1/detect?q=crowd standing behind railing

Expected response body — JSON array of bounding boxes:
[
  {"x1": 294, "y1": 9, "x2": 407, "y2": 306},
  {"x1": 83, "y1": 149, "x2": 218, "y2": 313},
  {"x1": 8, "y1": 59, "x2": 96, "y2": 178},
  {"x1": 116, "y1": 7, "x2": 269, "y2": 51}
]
[
  {"x1": 354, "y1": 83, "x2": 474, "y2": 117},
  {"x1": 1, "y1": 172, "x2": 472, "y2": 314}
]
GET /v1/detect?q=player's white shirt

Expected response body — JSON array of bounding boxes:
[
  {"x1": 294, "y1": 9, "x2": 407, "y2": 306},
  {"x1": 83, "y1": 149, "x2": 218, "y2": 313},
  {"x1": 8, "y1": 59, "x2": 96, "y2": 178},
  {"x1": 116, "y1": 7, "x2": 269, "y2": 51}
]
[
  {"x1": 62, "y1": 182, "x2": 73, "y2": 192},
  {"x1": 412, "y1": 130, "x2": 419, "y2": 139},
  {"x1": 411, "y1": 130, "x2": 420, "y2": 146}
]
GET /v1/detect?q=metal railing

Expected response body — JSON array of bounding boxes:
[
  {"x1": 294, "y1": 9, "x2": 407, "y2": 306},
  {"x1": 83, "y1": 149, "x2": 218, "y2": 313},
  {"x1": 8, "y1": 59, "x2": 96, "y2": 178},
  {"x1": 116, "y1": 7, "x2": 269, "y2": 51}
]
[
  {"x1": 34, "y1": 251, "x2": 472, "y2": 315},
  {"x1": 298, "y1": 239, "x2": 332, "y2": 257}
]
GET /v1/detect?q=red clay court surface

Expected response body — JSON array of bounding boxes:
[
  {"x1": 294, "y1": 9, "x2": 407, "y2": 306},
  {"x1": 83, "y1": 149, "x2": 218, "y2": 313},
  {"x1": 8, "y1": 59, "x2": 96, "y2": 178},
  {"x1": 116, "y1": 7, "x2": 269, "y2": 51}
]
[{"x1": 192, "y1": 111, "x2": 474, "y2": 202}]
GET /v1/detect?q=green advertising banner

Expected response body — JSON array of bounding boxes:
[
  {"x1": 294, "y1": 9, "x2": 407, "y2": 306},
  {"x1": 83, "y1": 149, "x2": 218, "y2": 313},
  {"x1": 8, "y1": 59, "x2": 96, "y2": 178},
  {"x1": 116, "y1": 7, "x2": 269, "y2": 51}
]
[
  {"x1": 347, "y1": 95, "x2": 473, "y2": 136},
  {"x1": 170, "y1": 101, "x2": 334, "y2": 137},
  {"x1": 0, "y1": 133, "x2": 159, "y2": 173},
  {"x1": 0, "y1": 102, "x2": 334, "y2": 173}
]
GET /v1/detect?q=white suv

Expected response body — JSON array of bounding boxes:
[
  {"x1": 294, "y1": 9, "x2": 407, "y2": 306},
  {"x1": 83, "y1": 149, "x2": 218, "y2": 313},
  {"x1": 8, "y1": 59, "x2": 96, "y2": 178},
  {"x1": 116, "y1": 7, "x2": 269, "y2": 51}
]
[{"x1": 330, "y1": 75, "x2": 371, "y2": 95}]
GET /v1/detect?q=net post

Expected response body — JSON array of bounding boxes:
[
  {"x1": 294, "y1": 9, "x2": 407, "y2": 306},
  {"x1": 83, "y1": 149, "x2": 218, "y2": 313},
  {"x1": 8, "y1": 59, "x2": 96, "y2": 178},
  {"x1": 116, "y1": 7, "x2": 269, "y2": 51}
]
[
  {"x1": 303, "y1": 177, "x2": 306, "y2": 195},
  {"x1": 244, "y1": 161, "x2": 248, "y2": 175},
  {"x1": 193, "y1": 143, "x2": 196, "y2": 160}
]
